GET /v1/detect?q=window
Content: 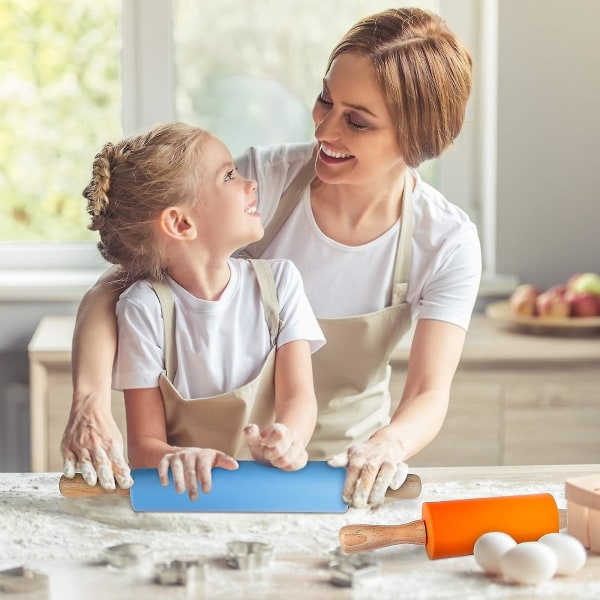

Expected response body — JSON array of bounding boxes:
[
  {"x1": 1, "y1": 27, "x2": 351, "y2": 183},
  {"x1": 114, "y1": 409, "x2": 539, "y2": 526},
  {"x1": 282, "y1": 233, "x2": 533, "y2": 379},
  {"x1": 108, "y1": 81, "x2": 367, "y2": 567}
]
[
  {"x1": 120, "y1": 0, "x2": 501, "y2": 282},
  {"x1": 2, "y1": 0, "x2": 501, "y2": 290}
]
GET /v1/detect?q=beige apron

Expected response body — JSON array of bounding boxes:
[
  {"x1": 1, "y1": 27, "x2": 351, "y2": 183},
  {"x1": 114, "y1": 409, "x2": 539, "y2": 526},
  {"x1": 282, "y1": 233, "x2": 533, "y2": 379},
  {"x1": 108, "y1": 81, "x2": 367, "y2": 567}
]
[
  {"x1": 150, "y1": 259, "x2": 281, "y2": 459},
  {"x1": 242, "y1": 151, "x2": 414, "y2": 459}
]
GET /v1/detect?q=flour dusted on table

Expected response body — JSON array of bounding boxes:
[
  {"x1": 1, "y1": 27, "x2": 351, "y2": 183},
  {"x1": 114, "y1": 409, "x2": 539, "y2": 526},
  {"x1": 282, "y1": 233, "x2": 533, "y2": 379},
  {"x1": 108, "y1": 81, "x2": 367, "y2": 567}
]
[{"x1": 2, "y1": 474, "x2": 599, "y2": 600}]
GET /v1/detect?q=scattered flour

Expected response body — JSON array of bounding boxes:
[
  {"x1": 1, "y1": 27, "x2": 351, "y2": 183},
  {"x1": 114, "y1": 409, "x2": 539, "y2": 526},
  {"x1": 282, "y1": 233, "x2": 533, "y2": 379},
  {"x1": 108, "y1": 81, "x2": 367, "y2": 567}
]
[{"x1": 0, "y1": 473, "x2": 598, "y2": 599}]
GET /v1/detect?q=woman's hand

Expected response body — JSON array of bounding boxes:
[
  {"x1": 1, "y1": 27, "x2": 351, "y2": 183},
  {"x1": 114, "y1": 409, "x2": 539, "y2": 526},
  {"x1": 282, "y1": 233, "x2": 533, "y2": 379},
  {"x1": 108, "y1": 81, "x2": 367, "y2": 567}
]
[
  {"x1": 157, "y1": 448, "x2": 238, "y2": 501},
  {"x1": 328, "y1": 438, "x2": 409, "y2": 509},
  {"x1": 244, "y1": 423, "x2": 308, "y2": 471},
  {"x1": 61, "y1": 396, "x2": 132, "y2": 490}
]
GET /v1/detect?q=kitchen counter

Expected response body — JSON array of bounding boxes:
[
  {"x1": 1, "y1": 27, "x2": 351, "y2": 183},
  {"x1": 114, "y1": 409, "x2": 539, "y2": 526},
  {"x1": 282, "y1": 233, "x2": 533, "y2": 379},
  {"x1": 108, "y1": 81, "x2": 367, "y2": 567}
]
[
  {"x1": 391, "y1": 314, "x2": 600, "y2": 365},
  {"x1": 1, "y1": 464, "x2": 599, "y2": 599}
]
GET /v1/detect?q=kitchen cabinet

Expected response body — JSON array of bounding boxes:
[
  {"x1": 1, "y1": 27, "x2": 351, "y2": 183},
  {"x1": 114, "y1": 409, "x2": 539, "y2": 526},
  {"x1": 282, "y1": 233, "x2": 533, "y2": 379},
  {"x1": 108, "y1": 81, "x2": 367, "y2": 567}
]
[
  {"x1": 390, "y1": 317, "x2": 600, "y2": 467},
  {"x1": 28, "y1": 314, "x2": 600, "y2": 472}
]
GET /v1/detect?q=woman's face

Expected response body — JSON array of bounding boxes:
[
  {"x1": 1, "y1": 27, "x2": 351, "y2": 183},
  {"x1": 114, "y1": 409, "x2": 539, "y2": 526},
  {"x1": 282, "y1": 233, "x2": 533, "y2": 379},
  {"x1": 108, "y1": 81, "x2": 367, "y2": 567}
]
[{"x1": 312, "y1": 52, "x2": 405, "y2": 187}]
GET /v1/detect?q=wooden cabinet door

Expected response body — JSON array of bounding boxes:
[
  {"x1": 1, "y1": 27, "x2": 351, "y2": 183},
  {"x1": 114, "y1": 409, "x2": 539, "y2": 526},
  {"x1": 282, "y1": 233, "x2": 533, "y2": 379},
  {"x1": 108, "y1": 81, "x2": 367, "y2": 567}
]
[
  {"x1": 390, "y1": 369, "x2": 502, "y2": 467},
  {"x1": 503, "y1": 369, "x2": 600, "y2": 465}
]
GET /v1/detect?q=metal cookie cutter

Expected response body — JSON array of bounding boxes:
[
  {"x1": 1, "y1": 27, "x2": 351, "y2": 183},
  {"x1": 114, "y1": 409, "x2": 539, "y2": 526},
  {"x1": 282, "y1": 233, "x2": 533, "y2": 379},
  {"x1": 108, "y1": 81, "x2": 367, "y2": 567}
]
[
  {"x1": 0, "y1": 566, "x2": 49, "y2": 594},
  {"x1": 329, "y1": 546, "x2": 380, "y2": 587},
  {"x1": 155, "y1": 558, "x2": 206, "y2": 586},
  {"x1": 105, "y1": 543, "x2": 152, "y2": 569},
  {"x1": 225, "y1": 541, "x2": 273, "y2": 570}
]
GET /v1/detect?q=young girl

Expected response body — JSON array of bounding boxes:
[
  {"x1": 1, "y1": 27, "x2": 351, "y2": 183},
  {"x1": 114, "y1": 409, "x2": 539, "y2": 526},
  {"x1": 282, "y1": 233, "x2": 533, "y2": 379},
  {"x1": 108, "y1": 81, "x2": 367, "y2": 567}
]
[{"x1": 81, "y1": 122, "x2": 324, "y2": 500}]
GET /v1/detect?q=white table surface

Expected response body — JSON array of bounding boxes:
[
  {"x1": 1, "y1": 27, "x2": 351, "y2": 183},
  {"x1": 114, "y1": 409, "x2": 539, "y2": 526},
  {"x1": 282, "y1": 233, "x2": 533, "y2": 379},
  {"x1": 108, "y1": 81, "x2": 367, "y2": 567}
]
[{"x1": 1, "y1": 465, "x2": 599, "y2": 599}]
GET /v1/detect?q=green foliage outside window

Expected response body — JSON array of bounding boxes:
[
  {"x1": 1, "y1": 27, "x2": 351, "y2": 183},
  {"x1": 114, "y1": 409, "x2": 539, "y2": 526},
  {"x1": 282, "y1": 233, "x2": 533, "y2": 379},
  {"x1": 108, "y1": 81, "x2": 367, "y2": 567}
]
[{"x1": 0, "y1": 0, "x2": 121, "y2": 242}]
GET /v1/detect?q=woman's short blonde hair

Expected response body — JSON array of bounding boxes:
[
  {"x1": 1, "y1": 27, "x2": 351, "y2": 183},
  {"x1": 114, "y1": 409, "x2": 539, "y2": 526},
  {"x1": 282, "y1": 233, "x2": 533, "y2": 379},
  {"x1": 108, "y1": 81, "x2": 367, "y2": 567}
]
[
  {"x1": 328, "y1": 8, "x2": 472, "y2": 167},
  {"x1": 83, "y1": 122, "x2": 211, "y2": 283}
]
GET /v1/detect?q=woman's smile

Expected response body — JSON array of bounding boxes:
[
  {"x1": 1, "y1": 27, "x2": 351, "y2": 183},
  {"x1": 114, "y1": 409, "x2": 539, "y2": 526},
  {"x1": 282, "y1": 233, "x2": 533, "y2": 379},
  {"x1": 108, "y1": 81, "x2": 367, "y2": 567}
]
[{"x1": 319, "y1": 143, "x2": 354, "y2": 162}]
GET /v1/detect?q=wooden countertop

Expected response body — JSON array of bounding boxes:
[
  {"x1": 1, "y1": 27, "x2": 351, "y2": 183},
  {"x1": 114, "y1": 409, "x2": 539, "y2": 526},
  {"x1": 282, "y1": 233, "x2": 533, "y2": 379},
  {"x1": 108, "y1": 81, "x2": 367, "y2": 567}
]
[
  {"x1": 1, "y1": 464, "x2": 599, "y2": 599},
  {"x1": 392, "y1": 314, "x2": 600, "y2": 366}
]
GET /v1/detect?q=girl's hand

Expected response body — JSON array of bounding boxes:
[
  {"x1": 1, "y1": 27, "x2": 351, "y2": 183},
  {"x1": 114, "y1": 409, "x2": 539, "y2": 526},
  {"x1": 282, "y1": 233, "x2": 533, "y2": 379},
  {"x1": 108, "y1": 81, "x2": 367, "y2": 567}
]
[
  {"x1": 244, "y1": 423, "x2": 308, "y2": 471},
  {"x1": 157, "y1": 448, "x2": 238, "y2": 501},
  {"x1": 327, "y1": 440, "x2": 409, "y2": 509}
]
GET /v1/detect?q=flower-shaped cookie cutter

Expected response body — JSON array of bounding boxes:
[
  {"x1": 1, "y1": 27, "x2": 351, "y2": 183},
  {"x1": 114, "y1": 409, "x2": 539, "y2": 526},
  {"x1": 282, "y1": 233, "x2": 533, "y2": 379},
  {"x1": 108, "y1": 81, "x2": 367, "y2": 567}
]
[
  {"x1": 329, "y1": 546, "x2": 380, "y2": 587},
  {"x1": 154, "y1": 558, "x2": 206, "y2": 586},
  {"x1": 225, "y1": 540, "x2": 273, "y2": 570},
  {"x1": 104, "y1": 543, "x2": 152, "y2": 569}
]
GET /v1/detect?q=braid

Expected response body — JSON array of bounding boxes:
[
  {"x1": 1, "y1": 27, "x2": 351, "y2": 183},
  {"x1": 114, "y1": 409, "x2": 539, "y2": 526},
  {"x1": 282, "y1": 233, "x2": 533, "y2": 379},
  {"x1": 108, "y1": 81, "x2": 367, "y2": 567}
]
[{"x1": 84, "y1": 142, "x2": 115, "y2": 231}]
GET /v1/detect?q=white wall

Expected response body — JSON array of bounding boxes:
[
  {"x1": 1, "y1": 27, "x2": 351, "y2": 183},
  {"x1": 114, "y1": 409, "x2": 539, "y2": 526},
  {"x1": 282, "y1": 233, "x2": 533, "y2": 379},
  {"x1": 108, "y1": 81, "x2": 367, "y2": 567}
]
[{"x1": 496, "y1": 0, "x2": 600, "y2": 288}]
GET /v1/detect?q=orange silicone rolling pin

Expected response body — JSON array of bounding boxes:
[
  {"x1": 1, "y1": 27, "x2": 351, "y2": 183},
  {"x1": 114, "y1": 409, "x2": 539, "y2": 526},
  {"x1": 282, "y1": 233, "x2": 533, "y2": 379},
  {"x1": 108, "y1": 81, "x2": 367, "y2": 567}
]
[{"x1": 339, "y1": 493, "x2": 559, "y2": 559}]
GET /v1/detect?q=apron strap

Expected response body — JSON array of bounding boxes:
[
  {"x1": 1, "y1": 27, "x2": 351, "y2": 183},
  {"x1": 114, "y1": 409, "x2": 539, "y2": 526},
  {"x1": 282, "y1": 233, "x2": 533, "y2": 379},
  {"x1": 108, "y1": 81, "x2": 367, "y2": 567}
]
[
  {"x1": 241, "y1": 145, "x2": 317, "y2": 259},
  {"x1": 391, "y1": 171, "x2": 414, "y2": 306},
  {"x1": 248, "y1": 259, "x2": 282, "y2": 347},
  {"x1": 150, "y1": 279, "x2": 177, "y2": 381}
]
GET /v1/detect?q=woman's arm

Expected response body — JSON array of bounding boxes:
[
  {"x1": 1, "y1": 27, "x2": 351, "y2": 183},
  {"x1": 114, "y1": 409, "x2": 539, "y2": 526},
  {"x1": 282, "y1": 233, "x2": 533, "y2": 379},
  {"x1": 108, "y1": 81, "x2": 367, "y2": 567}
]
[
  {"x1": 340, "y1": 319, "x2": 466, "y2": 507},
  {"x1": 60, "y1": 267, "x2": 132, "y2": 489},
  {"x1": 245, "y1": 339, "x2": 318, "y2": 470},
  {"x1": 382, "y1": 318, "x2": 465, "y2": 454}
]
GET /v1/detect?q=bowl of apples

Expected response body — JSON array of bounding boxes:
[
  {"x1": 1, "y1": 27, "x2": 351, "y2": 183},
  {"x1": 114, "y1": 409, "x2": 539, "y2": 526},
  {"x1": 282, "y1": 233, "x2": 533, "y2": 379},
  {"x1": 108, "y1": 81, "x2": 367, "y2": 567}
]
[{"x1": 486, "y1": 272, "x2": 600, "y2": 335}]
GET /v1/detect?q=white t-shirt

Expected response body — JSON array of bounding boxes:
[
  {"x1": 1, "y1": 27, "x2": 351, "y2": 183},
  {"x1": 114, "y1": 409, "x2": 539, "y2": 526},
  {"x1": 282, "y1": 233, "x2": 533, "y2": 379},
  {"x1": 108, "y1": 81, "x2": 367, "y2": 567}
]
[
  {"x1": 236, "y1": 143, "x2": 482, "y2": 329},
  {"x1": 113, "y1": 258, "x2": 325, "y2": 398}
]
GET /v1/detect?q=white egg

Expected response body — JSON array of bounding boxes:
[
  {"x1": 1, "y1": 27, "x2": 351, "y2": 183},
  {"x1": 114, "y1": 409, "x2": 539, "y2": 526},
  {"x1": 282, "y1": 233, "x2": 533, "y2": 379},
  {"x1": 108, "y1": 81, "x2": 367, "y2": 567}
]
[
  {"x1": 538, "y1": 532, "x2": 587, "y2": 575},
  {"x1": 474, "y1": 532, "x2": 517, "y2": 575},
  {"x1": 500, "y1": 542, "x2": 558, "y2": 585}
]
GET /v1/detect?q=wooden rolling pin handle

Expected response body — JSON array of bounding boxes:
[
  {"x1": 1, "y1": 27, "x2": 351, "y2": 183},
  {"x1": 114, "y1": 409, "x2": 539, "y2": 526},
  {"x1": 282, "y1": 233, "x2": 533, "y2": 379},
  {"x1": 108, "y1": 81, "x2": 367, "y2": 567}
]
[
  {"x1": 59, "y1": 474, "x2": 131, "y2": 498},
  {"x1": 384, "y1": 473, "x2": 422, "y2": 500},
  {"x1": 339, "y1": 520, "x2": 427, "y2": 554}
]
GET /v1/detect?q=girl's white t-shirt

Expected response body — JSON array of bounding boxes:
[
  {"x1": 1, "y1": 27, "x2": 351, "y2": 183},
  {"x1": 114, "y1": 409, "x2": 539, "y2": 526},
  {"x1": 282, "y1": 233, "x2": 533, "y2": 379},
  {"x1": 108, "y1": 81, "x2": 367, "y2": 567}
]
[
  {"x1": 113, "y1": 258, "x2": 325, "y2": 398},
  {"x1": 236, "y1": 143, "x2": 482, "y2": 328}
]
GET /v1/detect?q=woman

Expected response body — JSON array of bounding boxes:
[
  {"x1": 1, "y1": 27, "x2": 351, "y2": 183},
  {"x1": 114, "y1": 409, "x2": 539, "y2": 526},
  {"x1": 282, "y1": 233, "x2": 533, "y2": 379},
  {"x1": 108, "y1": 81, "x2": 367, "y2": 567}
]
[{"x1": 61, "y1": 7, "x2": 481, "y2": 508}]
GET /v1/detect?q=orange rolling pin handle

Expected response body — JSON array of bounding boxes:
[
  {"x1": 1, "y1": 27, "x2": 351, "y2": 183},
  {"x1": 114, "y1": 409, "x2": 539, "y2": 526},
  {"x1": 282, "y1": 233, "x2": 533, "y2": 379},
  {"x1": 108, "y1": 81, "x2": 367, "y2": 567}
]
[{"x1": 339, "y1": 520, "x2": 427, "y2": 554}]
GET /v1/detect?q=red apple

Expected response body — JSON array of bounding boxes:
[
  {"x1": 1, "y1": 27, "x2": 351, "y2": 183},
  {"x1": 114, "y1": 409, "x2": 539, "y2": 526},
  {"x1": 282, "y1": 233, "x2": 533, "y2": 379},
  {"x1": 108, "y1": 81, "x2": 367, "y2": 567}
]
[
  {"x1": 566, "y1": 290, "x2": 600, "y2": 317},
  {"x1": 535, "y1": 290, "x2": 570, "y2": 318},
  {"x1": 509, "y1": 284, "x2": 541, "y2": 317},
  {"x1": 547, "y1": 284, "x2": 568, "y2": 298}
]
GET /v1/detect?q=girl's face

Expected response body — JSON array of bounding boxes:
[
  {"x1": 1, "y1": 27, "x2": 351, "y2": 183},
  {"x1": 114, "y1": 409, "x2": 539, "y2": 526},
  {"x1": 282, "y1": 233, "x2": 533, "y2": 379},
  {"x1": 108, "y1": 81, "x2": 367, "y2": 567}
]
[
  {"x1": 192, "y1": 136, "x2": 262, "y2": 252},
  {"x1": 312, "y1": 52, "x2": 405, "y2": 187}
]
